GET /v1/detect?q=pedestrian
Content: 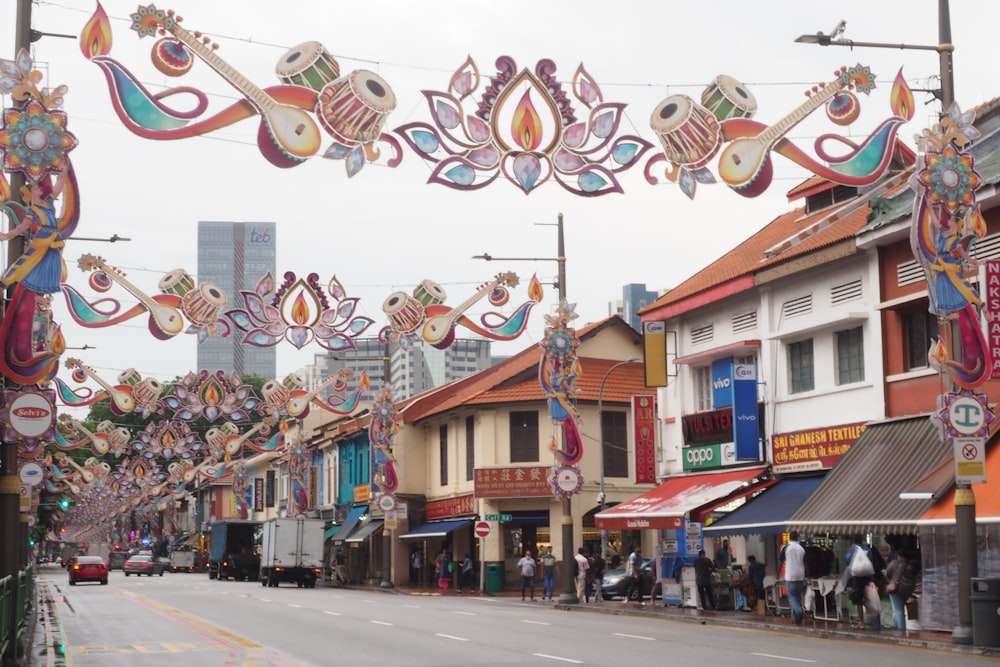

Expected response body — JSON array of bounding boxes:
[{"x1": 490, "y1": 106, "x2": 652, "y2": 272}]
[
  {"x1": 592, "y1": 552, "x2": 605, "y2": 602},
  {"x1": 409, "y1": 548, "x2": 422, "y2": 586},
  {"x1": 845, "y1": 535, "x2": 878, "y2": 629},
  {"x1": 623, "y1": 545, "x2": 644, "y2": 604},
  {"x1": 459, "y1": 553, "x2": 475, "y2": 592},
  {"x1": 517, "y1": 550, "x2": 537, "y2": 601},
  {"x1": 436, "y1": 548, "x2": 453, "y2": 590},
  {"x1": 694, "y1": 549, "x2": 716, "y2": 611},
  {"x1": 747, "y1": 555, "x2": 766, "y2": 610},
  {"x1": 573, "y1": 547, "x2": 589, "y2": 602},
  {"x1": 714, "y1": 539, "x2": 731, "y2": 569},
  {"x1": 784, "y1": 531, "x2": 806, "y2": 625},
  {"x1": 334, "y1": 548, "x2": 347, "y2": 586},
  {"x1": 885, "y1": 548, "x2": 917, "y2": 630},
  {"x1": 540, "y1": 547, "x2": 557, "y2": 601}
]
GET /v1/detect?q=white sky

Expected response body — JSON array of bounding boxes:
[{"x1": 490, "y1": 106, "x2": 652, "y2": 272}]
[{"x1": 1, "y1": 0, "x2": 996, "y2": 396}]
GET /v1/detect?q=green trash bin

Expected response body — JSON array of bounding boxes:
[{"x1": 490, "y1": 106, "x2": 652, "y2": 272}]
[
  {"x1": 971, "y1": 578, "x2": 1000, "y2": 647},
  {"x1": 486, "y1": 563, "x2": 503, "y2": 593}
]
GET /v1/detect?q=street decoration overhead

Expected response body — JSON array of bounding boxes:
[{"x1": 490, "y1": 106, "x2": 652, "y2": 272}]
[
  {"x1": 538, "y1": 300, "x2": 584, "y2": 498},
  {"x1": 82, "y1": 3, "x2": 402, "y2": 175}
]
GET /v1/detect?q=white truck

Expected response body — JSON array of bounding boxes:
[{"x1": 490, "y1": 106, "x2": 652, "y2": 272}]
[
  {"x1": 169, "y1": 548, "x2": 196, "y2": 572},
  {"x1": 259, "y1": 517, "x2": 324, "y2": 588}
]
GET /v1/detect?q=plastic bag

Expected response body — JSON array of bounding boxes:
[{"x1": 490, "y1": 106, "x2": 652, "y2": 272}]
[
  {"x1": 804, "y1": 585, "x2": 815, "y2": 612},
  {"x1": 850, "y1": 547, "x2": 875, "y2": 577},
  {"x1": 863, "y1": 582, "x2": 881, "y2": 616}
]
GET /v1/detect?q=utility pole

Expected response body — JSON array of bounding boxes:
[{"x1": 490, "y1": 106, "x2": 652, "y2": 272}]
[{"x1": 380, "y1": 342, "x2": 393, "y2": 589}]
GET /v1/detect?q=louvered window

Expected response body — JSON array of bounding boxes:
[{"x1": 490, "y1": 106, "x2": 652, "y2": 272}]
[
  {"x1": 732, "y1": 311, "x2": 757, "y2": 334},
  {"x1": 830, "y1": 279, "x2": 862, "y2": 305},
  {"x1": 690, "y1": 324, "x2": 714, "y2": 345},
  {"x1": 896, "y1": 260, "x2": 925, "y2": 288},
  {"x1": 782, "y1": 295, "x2": 812, "y2": 319}
]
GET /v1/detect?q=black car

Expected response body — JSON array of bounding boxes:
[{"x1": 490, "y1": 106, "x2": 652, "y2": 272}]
[{"x1": 601, "y1": 557, "x2": 655, "y2": 601}]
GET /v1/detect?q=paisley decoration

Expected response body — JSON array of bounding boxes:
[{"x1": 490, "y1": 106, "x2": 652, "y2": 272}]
[
  {"x1": 394, "y1": 56, "x2": 653, "y2": 196},
  {"x1": 161, "y1": 369, "x2": 264, "y2": 422}
]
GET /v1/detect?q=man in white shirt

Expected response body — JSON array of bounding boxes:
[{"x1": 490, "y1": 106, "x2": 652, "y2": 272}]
[
  {"x1": 573, "y1": 547, "x2": 590, "y2": 602},
  {"x1": 783, "y1": 531, "x2": 807, "y2": 624}
]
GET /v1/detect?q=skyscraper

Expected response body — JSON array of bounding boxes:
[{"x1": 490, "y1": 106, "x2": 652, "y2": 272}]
[{"x1": 196, "y1": 221, "x2": 277, "y2": 379}]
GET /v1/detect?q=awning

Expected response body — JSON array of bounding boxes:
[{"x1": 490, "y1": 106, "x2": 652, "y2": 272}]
[
  {"x1": 704, "y1": 474, "x2": 826, "y2": 536},
  {"x1": 326, "y1": 505, "x2": 368, "y2": 542},
  {"x1": 346, "y1": 520, "x2": 384, "y2": 543},
  {"x1": 787, "y1": 415, "x2": 948, "y2": 535},
  {"x1": 919, "y1": 441, "x2": 1000, "y2": 525},
  {"x1": 594, "y1": 466, "x2": 768, "y2": 530},
  {"x1": 399, "y1": 519, "x2": 473, "y2": 540}
]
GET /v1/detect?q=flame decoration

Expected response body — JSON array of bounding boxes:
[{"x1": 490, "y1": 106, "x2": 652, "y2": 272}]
[{"x1": 394, "y1": 56, "x2": 653, "y2": 196}]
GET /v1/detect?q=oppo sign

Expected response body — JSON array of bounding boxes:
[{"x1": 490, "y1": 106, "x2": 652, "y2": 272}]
[{"x1": 683, "y1": 443, "x2": 736, "y2": 471}]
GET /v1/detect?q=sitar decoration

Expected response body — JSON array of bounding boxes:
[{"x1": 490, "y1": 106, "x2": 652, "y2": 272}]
[
  {"x1": 56, "y1": 414, "x2": 133, "y2": 457},
  {"x1": 379, "y1": 272, "x2": 543, "y2": 349},
  {"x1": 538, "y1": 300, "x2": 584, "y2": 498},
  {"x1": 645, "y1": 66, "x2": 915, "y2": 199},
  {"x1": 82, "y1": 3, "x2": 402, "y2": 174},
  {"x1": 394, "y1": 56, "x2": 653, "y2": 196}
]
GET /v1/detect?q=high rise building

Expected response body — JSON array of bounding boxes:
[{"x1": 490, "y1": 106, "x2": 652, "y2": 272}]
[
  {"x1": 618, "y1": 283, "x2": 661, "y2": 332},
  {"x1": 196, "y1": 221, "x2": 277, "y2": 379},
  {"x1": 299, "y1": 337, "x2": 492, "y2": 403}
]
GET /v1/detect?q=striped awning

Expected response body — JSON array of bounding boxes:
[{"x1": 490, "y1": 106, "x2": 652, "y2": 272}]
[{"x1": 787, "y1": 415, "x2": 949, "y2": 536}]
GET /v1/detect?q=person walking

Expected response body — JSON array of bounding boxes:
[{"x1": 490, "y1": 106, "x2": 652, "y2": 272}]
[
  {"x1": 714, "y1": 539, "x2": 732, "y2": 569},
  {"x1": 333, "y1": 548, "x2": 347, "y2": 586},
  {"x1": 694, "y1": 549, "x2": 716, "y2": 610},
  {"x1": 459, "y1": 553, "x2": 475, "y2": 593},
  {"x1": 747, "y1": 554, "x2": 766, "y2": 610},
  {"x1": 845, "y1": 535, "x2": 878, "y2": 629},
  {"x1": 517, "y1": 550, "x2": 537, "y2": 601},
  {"x1": 436, "y1": 548, "x2": 453, "y2": 590},
  {"x1": 885, "y1": 549, "x2": 917, "y2": 630},
  {"x1": 409, "y1": 548, "x2": 422, "y2": 586},
  {"x1": 591, "y1": 552, "x2": 605, "y2": 602},
  {"x1": 784, "y1": 531, "x2": 807, "y2": 625},
  {"x1": 623, "y1": 545, "x2": 644, "y2": 604},
  {"x1": 573, "y1": 547, "x2": 590, "y2": 602},
  {"x1": 540, "y1": 547, "x2": 557, "y2": 601}
]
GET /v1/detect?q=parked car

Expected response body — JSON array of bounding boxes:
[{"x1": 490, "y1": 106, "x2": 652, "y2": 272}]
[
  {"x1": 68, "y1": 556, "x2": 108, "y2": 586},
  {"x1": 123, "y1": 554, "x2": 165, "y2": 577},
  {"x1": 601, "y1": 557, "x2": 655, "y2": 601}
]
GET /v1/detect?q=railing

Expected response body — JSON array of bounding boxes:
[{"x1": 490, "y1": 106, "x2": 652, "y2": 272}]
[{"x1": 1, "y1": 566, "x2": 35, "y2": 663}]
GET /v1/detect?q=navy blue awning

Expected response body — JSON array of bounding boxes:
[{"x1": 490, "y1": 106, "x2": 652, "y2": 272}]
[
  {"x1": 325, "y1": 505, "x2": 368, "y2": 542},
  {"x1": 704, "y1": 475, "x2": 826, "y2": 536},
  {"x1": 398, "y1": 519, "x2": 473, "y2": 540}
]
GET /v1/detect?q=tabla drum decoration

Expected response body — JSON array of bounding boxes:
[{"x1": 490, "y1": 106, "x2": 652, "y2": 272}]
[
  {"x1": 317, "y1": 69, "x2": 397, "y2": 146},
  {"x1": 132, "y1": 378, "x2": 164, "y2": 408},
  {"x1": 275, "y1": 41, "x2": 341, "y2": 92},
  {"x1": 117, "y1": 367, "x2": 142, "y2": 387},
  {"x1": 158, "y1": 269, "x2": 195, "y2": 297},
  {"x1": 649, "y1": 94, "x2": 722, "y2": 169},
  {"x1": 181, "y1": 283, "x2": 228, "y2": 327},
  {"x1": 700, "y1": 75, "x2": 757, "y2": 121},
  {"x1": 261, "y1": 380, "x2": 290, "y2": 410},
  {"x1": 382, "y1": 291, "x2": 425, "y2": 335},
  {"x1": 412, "y1": 279, "x2": 447, "y2": 306}
]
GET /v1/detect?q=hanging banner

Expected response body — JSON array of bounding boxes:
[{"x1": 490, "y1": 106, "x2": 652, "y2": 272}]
[
  {"x1": 643, "y1": 321, "x2": 668, "y2": 387},
  {"x1": 632, "y1": 395, "x2": 657, "y2": 484},
  {"x1": 732, "y1": 362, "x2": 759, "y2": 461},
  {"x1": 986, "y1": 260, "x2": 1000, "y2": 379}
]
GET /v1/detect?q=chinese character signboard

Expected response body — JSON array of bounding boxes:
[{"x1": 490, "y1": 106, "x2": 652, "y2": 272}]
[
  {"x1": 632, "y1": 395, "x2": 656, "y2": 483},
  {"x1": 474, "y1": 466, "x2": 552, "y2": 498}
]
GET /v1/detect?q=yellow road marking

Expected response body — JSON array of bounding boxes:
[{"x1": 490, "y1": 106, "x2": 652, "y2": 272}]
[{"x1": 114, "y1": 589, "x2": 264, "y2": 649}]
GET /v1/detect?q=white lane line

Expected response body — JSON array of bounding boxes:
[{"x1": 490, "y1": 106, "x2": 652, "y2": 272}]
[
  {"x1": 403, "y1": 604, "x2": 421, "y2": 609},
  {"x1": 611, "y1": 632, "x2": 655, "y2": 641},
  {"x1": 454, "y1": 611, "x2": 476, "y2": 616},
  {"x1": 371, "y1": 620, "x2": 393, "y2": 626},
  {"x1": 532, "y1": 653, "x2": 583, "y2": 664},
  {"x1": 521, "y1": 619, "x2": 551, "y2": 626},
  {"x1": 751, "y1": 654, "x2": 816, "y2": 663},
  {"x1": 260, "y1": 599, "x2": 271, "y2": 603},
  {"x1": 323, "y1": 611, "x2": 341, "y2": 616},
  {"x1": 435, "y1": 633, "x2": 469, "y2": 642}
]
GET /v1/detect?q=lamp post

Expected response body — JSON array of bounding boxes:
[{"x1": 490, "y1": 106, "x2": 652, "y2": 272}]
[
  {"x1": 797, "y1": 1, "x2": 975, "y2": 645},
  {"x1": 472, "y1": 212, "x2": 567, "y2": 302},
  {"x1": 598, "y1": 357, "x2": 639, "y2": 564}
]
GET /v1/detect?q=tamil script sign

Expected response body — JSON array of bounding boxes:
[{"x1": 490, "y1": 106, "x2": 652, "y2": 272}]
[{"x1": 771, "y1": 422, "x2": 866, "y2": 473}]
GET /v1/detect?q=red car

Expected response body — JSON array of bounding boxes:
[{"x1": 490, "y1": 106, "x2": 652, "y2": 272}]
[{"x1": 69, "y1": 556, "x2": 108, "y2": 585}]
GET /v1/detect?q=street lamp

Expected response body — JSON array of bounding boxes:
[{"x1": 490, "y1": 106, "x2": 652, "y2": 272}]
[
  {"x1": 793, "y1": 2, "x2": 955, "y2": 109},
  {"x1": 598, "y1": 357, "x2": 639, "y2": 564},
  {"x1": 69, "y1": 234, "x2": 132, "y2": 243},
  {"x1": 472, "y1": 212, "x2": 566, "y2": 302}
]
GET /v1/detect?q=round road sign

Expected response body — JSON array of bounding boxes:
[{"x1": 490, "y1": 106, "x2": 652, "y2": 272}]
[{"x1": 474, "y1": 521, "x2": 491, "y2": 538}]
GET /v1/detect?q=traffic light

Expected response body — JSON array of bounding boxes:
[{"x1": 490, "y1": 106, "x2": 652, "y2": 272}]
[{"x1": 58, "y1": 498, "x2": 71, "y2": 510}]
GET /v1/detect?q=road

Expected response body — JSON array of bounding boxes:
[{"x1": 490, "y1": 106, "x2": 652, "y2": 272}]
[{"x1": 40, "y1": 567, "x2": 984, "y2": 667}]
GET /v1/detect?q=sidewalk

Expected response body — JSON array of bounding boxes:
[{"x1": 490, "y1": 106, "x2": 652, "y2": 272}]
[{"x1": 347, "y1": 580, "x2": 1000, "y2": 658}]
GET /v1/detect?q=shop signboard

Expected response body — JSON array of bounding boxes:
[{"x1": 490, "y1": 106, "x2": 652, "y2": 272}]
[
  {"x1": 682, "y1": 443, "x2": 735, "y2": 471},
  {"x1": 771, "y1": 422, "x2": 866, "y2": 473},
  {"x1": 473, "y1": 466, "x2": 552, "y2": 498},
  {"x1": 632, "y1": 395, "x2": 657, "y2": 483},
  {"x1": 682, "y1": 403, "x2": 765, "y2": 447},
  {"x1": 643, "y1": 321, "x2": 668, "y2": 387},
  {"x1": 732, "y1": 362, "x2": 759, "y2": 460},
  {"x1": 426, "y1": 494, "x2": 473, "y2": 520},
  {"x1": 986, "y1": 260, "x2": 1000, "y2": 379},
  {"x1": 711, "y1": 358, "x2": 733, "y2": 408}
]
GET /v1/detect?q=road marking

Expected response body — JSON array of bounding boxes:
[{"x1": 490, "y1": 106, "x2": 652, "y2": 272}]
[
  {"x1": 436, "y1": 633, "x2": 469, "y2": 642},
  {"x1": 288, "y1": 604, "x2": 302, "y2": 608},
  {"x1": 521, "y1": 620, "x2": 550, "y2": 626},
  {"x1": 371, "y1": 620, "x2": 393, "y2": 626},
  {"x1": 751, "y1": 654, "x2": 816, "y2": 663},
  {"x1": 454, "y1": 611, "x2": 476, "y2": 616},
  {"x1": 532, "y1": 653, "x2": 583, "y2": 663},
  {"x1": 612, "y1": 632, "x2": 655, "y2": 641},
  {"x1": 114, "y1": 589, "x2": 263, "y2": 649},
  {"x1": 403, "y1": 604, "x2": 421, "y2": 609},
  {"x1": 323, "y1": 611, "x2": 341, "y2": 616}
]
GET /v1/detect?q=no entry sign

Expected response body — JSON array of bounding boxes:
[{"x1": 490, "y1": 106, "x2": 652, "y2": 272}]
[{"x1": 474, "y1": 521, "x2": 491, "y2": 538}]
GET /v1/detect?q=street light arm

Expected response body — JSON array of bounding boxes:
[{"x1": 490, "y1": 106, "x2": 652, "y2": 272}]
[{"x1": 597, "y1": 356, "x2": 639, "y2": 562}]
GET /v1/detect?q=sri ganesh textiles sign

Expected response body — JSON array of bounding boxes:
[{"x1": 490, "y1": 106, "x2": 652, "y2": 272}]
[{"x1": 771, "y1": 422, "x2": 866, "y2": 472}]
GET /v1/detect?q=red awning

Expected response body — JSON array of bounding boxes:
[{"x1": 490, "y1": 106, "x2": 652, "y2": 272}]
[{"x1": 594, "y1": 466, "x2": 768, "y2": 530}]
